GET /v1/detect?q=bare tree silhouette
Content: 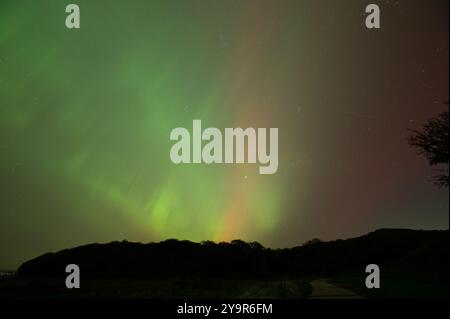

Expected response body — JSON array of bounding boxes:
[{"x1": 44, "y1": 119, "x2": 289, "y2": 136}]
[{"x1": 408, "y1": 103, "x2": 449, "y2": 187}]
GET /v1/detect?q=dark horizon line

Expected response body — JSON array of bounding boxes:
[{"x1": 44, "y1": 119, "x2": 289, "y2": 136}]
[{"x1": 2, "y1": 227, "x2": 448, "y2": 272}]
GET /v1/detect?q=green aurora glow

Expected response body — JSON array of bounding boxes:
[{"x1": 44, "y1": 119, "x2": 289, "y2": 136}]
[{"x1": 0, "y1": 0, "x2": 448, "y2": 269}]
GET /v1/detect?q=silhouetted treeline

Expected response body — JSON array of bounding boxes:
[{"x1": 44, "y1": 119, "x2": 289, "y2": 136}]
[{"x1": 17, "y1": 229, "x2": 448, "y2": 279}]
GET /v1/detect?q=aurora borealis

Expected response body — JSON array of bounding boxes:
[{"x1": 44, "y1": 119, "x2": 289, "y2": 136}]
[{"x1": 0, "y1": 0, "x2": 448, "y2": 269}]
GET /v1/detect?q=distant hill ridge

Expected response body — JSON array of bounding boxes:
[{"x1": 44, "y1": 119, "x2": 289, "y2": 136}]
[{"x1": 18, "y1": 229, "x2": 448, "y2": 278}]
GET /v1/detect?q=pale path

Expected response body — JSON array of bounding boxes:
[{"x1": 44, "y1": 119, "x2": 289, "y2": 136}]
[{"x1": 309, "y1": 279, "x2": 363, "y2": 299}]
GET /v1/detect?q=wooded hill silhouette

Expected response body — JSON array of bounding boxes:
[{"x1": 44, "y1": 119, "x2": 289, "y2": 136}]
[{"x1": 17, "y1": 229, "x2": 448, "y2": 280}]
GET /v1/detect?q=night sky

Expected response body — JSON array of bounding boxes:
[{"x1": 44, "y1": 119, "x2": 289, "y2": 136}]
[{"x1": 0, "y1": 0, "x2": 448, "y2": 269}]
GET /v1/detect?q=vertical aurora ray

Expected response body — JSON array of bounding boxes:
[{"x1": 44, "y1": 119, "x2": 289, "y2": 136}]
[{"x1": 0, "y1": 0, "x2": 286, "y2": 245}]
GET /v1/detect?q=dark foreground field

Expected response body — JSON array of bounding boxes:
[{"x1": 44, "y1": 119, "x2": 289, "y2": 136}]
[
  {"x1": 1, "y1": 274, "x2": 447, "y2": 299},
  {"x1": 0, "y1": 276, "x2": 312, "y2": 299}
]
